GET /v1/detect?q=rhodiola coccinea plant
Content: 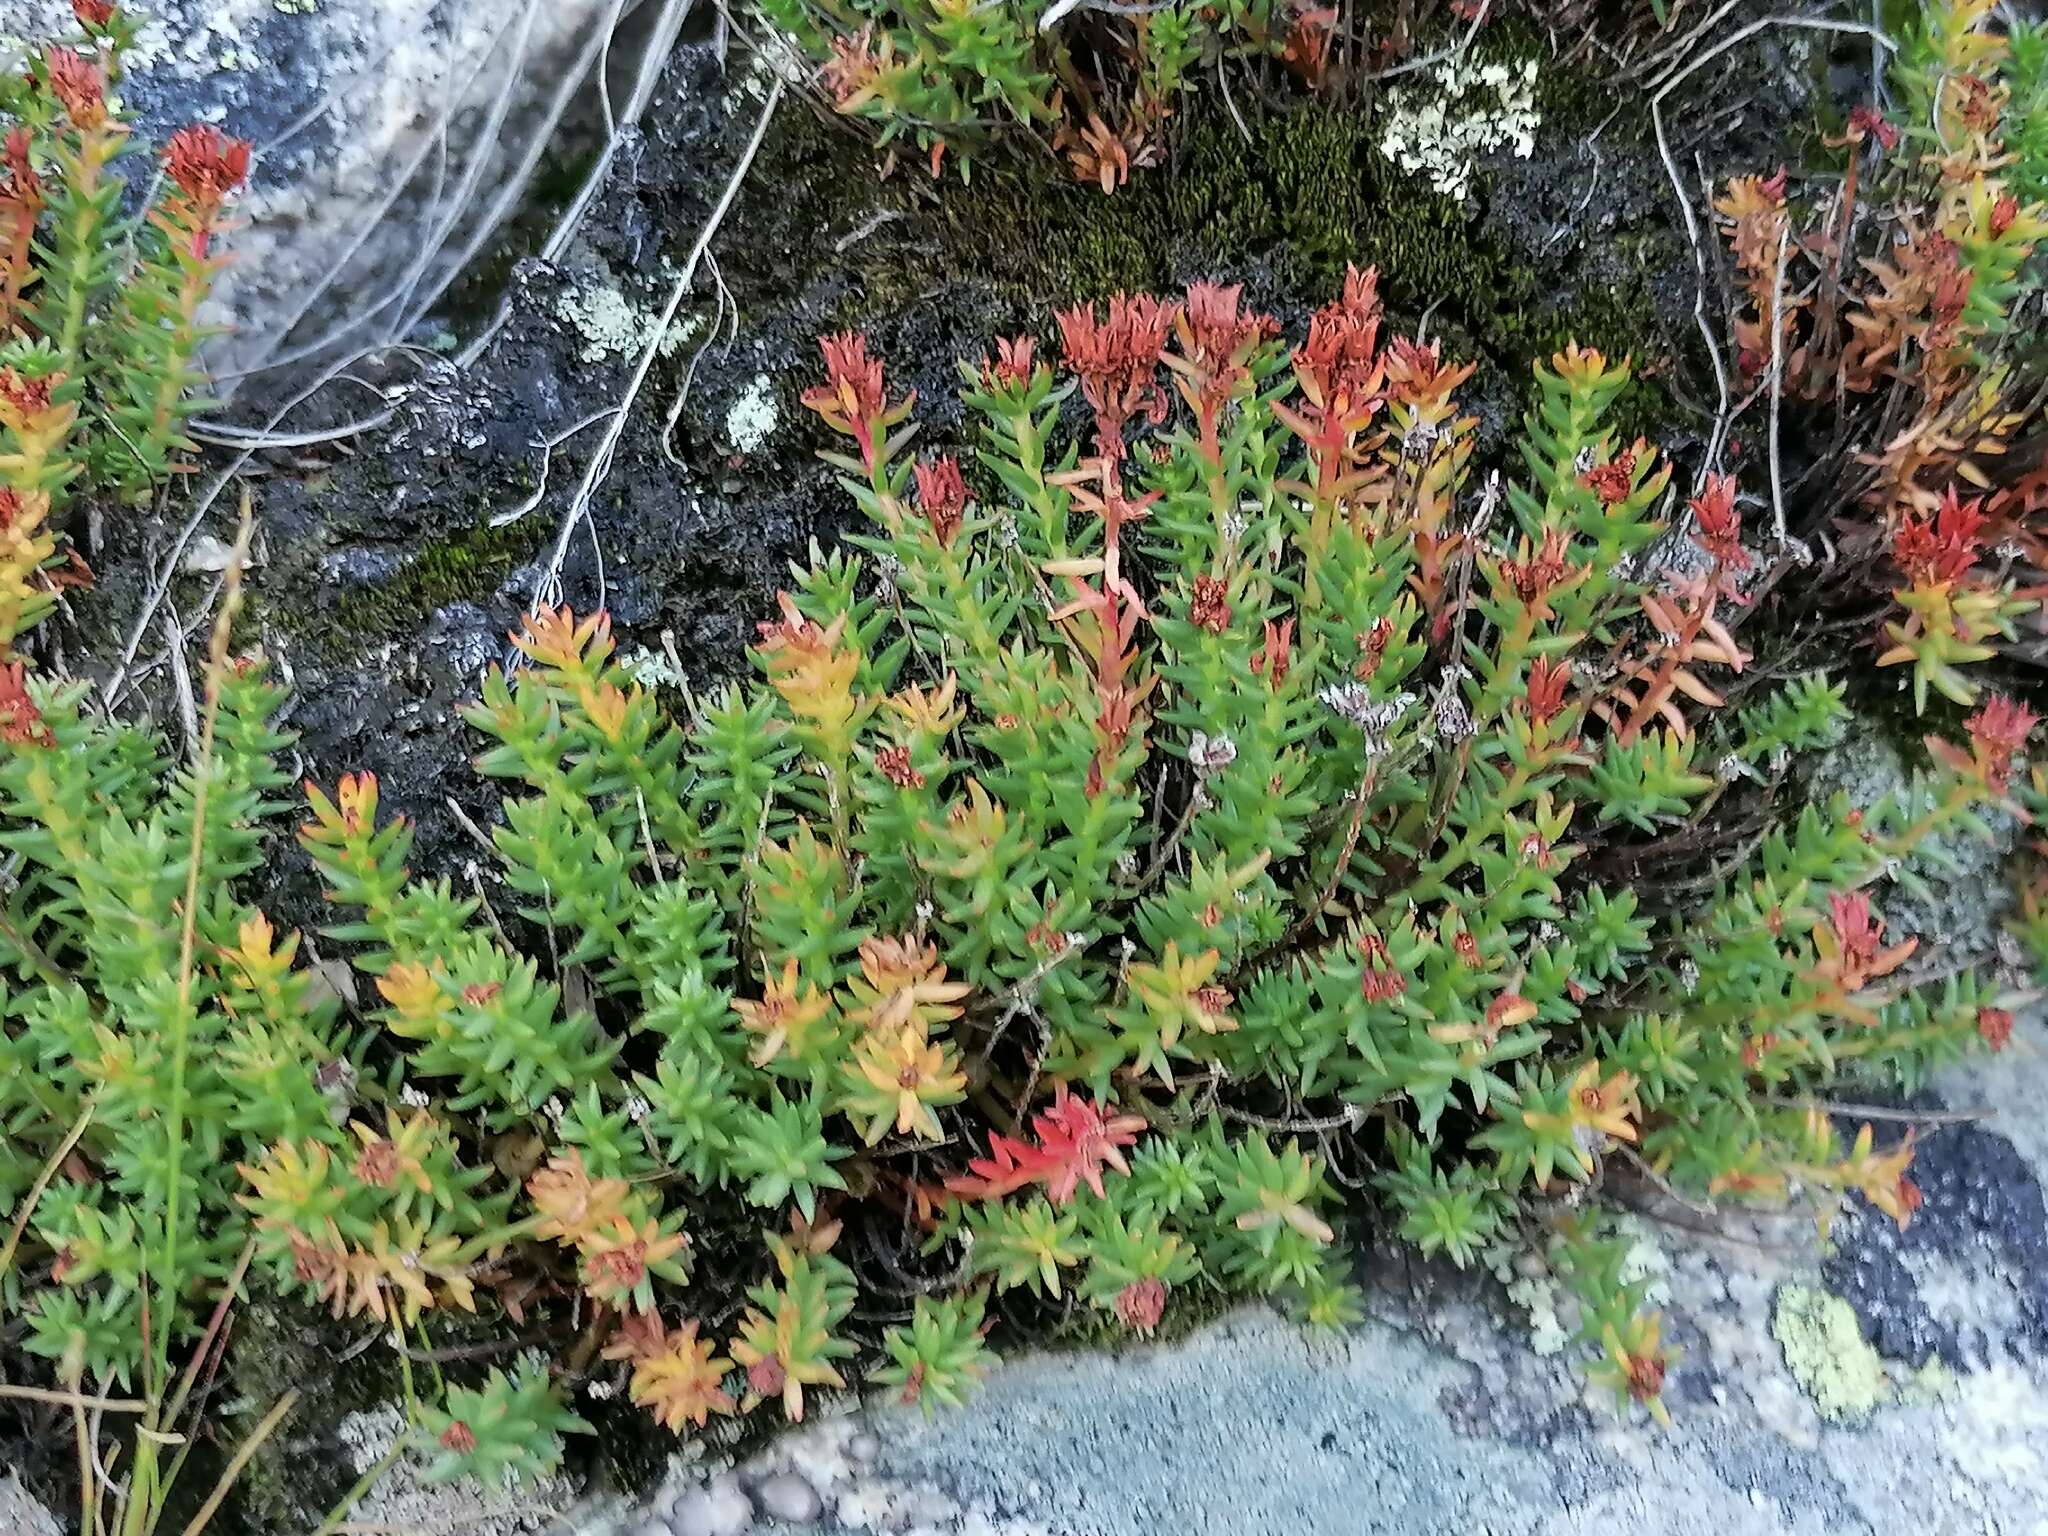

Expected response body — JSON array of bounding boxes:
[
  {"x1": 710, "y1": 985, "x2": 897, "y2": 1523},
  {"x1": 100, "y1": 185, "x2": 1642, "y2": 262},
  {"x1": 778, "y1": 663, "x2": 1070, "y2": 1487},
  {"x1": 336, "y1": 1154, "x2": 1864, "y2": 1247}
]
[
  {"x1": 1, "y1": 268, "x2": 2034, "y2": 1496},
  {"x1": 1710, "y1": 0, "x2": 2048, "y2": 710},
  {"x1": 758, "y1": 0, "x2": 1340, "y2": 190},
  {"x1": 0, "y1": 1, "x2": 256, "y2": 661}
]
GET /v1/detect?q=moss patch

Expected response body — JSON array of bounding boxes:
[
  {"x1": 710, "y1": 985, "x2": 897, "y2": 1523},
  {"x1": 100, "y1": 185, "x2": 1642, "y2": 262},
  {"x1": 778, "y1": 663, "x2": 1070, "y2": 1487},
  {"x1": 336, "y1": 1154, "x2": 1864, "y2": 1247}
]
[{"x1": 312, "y1": 520, "x2": 543, "y2": 655}]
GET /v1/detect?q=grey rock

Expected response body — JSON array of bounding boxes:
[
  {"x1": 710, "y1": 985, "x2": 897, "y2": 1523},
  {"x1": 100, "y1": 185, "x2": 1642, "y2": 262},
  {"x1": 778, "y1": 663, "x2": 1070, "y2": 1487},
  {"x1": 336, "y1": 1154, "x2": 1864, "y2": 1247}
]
[
  {"x1": 0, "y1": 1473, "x2": 61, "y2": 1536},
  {"x1": 753, "y1": 1471, "x2": 822, "y2": 1524},
  {"x1": 669, "y1": 1472, "x2": 752, "y2": 1536},
  {"x1": 320, "y1": 545, "x2": 406, "y2": 589},
  {"x1": 0, "y1": 0, "x2": 688, "y2": 397}
]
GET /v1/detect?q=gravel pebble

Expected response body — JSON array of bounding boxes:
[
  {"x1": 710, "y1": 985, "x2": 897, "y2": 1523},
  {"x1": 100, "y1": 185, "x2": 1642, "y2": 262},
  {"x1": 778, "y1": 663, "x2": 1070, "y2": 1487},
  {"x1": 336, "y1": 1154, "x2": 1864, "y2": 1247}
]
[
  {"x1": 755, "y1": 1472, "x2": 823, "y2": 1524},
  {"x1": 669, "y1": 1472, "x2": 753, "y2": 1536}
]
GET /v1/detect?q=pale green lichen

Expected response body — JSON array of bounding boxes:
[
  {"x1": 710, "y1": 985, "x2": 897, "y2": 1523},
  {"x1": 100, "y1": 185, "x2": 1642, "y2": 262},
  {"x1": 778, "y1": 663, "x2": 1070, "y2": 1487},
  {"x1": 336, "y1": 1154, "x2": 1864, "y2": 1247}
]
[
  {"x1": 1772, "y1": 1285, "x2": 1890, "y2": 1422},
  {"x1": 622, "y1": 645, "x2": 689, "y2": 693},
  {"x1": 726, "y1": 373, "x2": 779, "y2": 453},
  {"x1": 1506, "y1": 1272, "x2": 1570, "y2": 1357},
  {"x1": 1378, "y1": 55, "x2": 1539, "y2": 201},
  {"x1": 1616, "y1": 1220, "x2": 1673, "y2": 1308},
  {"x1": 554, "y1": 277, "x2": 694, "y2": 365},
  {"x1": 557, "y1": 281, "x2": 649, "y2": 364},
  {"x1": 1899, "y1": 1356, "x2": 1956, "y2": 1404}
]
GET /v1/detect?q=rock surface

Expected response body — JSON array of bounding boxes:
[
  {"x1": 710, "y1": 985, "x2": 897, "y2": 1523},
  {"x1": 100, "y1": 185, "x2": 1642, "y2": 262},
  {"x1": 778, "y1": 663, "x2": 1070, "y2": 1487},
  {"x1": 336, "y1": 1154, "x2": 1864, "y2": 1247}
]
[
  {"x1": 15, "y1": 9, "x2": 2040, "y2": 1536},
  {"x1": 0, "y1": 1472, "x2": 63, "y2": 1536},
  {"x1": 0, "y1": 0, "x2": 687, "y2": 392}
]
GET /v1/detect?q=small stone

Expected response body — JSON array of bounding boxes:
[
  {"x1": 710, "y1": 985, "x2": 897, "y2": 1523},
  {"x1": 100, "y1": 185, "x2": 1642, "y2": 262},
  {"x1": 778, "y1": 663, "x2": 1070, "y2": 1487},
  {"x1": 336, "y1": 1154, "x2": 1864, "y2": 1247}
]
[
  {"x1": 635, "y1": 1521, "x2": 672, "y2": 1536},
  {"x1": 847, "y1": 1431, "x2": 881, "y2": 1464},
  {"x1": 670, "y1": 1472, "x2": 754, "y2": 1536},
  {"x1": 755, "y1": 1471, "x2": 822, "y2": 1523}
]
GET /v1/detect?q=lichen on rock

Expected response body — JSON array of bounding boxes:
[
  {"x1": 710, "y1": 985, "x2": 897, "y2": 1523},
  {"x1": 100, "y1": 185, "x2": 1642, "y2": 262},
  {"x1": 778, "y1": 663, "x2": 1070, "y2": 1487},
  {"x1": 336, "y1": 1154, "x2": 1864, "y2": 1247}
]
[
  {"x1": 1772, "y1": 1284, "x2": 1891, "y2": 1422},
  {"x1": 1377, "y1": 54, "x2": 1540, "y2": 201},
  {"x1": 724, "y1": 372, "x2": 778, "y2": 454}
]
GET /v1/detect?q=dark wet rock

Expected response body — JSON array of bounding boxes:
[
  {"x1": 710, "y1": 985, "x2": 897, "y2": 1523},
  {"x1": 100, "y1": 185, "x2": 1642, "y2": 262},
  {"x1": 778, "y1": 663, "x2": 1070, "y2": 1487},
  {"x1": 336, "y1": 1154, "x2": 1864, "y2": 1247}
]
[{"x1": 1824, "y1": 1120, "x2": 2048, "y2": 1372}]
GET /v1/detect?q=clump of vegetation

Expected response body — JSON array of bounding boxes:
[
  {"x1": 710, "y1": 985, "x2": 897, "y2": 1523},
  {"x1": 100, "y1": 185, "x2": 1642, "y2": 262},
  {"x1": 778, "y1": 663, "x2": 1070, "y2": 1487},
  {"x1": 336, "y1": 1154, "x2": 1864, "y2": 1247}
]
[
  {"x1": 4, "y1": 260, "x2": 2036, "y2": 1528},
  {"x1": 1708, "y1": 0, "x2": 2046, "y2": 708},
  {"x1": 0, "y1": 0, "x2": 250, "y2": 660},
  {"x1": 758, "y1": 0, "x2": 1339, "y2": 189}
]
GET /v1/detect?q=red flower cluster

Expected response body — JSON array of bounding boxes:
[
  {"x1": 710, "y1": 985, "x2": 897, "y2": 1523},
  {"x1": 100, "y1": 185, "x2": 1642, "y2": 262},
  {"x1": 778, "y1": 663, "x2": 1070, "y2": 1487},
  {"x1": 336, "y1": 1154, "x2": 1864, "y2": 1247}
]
[
  {"x1": 1968, "y1": 694, "x2": 2039, "y2": 759},
  {"x1": 913, "y1": 454, "x2": 966, "y2": 547},
  {"x1": 1687, "y1": 473, "x2": 1749, "y2": 571},
  {"x1": 1250, "y1": 618, "x2": 1293, "y2": 687},
  {"x1": 978, "y1": 334, "x2": 1036, "y2": 393},
  {"x1": 1, "y1": 126, "x2": 39, "y2": 207},
  {"x1": 875, "y1": 744, "x2": 925, "y2": 790},
  {"x1": 1928, "y1": 265, "x2": 1974, "y2": 351},
  {"x1": 1189, "y1": 574, "x2": 1231, "y2": 634},
  {"x1": 1951, "y1": 73, "x2": 1999, "y2": 132},
  {"x1": 1294, "y1": 264, "x2": 1383, "y2": 411},
  {"x1": 801, "y1": 331, "x2": 913, "y2": 472},
  {"x1": 1822, "y1": 891, "x2": 1917, "y2": 994},
  {"x1": 1502, "y1": 527, "x2": 1575, "y2": 607},
  {"x1": 1523, "y1": 657, "x2": 1572, "y2": 725},
  {"x1": 1180, "y1": 281, "x2": 1269, "y2": 373},
  {"x1": 1890, "y1": 487, "x2": 1986, "y2": 586},
  {"x1": 1978, "y1": 1007, "x2": 2015, "y2": 1051},
  {"x1": 1962, "y1": 694, "x2": 2039, "y2": 792},
  {"x1": 0, "y1": 662, "x2": 49, "y2": 746},
  {"x1": 1115, "y1": 1277, "x2": 1168, "y2": 1333},
  {"x1": 1169, "y1": 281, "x2": 1273, "y2": 450},
  {"x1": 43, "y1": 48, "x2": 105, "y2": 130},
  {"x1": 747, "y1": 1354, "x2": 786, "y2": 1398},
  {"x1": 1359, "y1": 934, "x2": 1405, "y2": 1002},
  {"x1": 1991, "y1": 194, "x2": 2019, "y2": 238},
  {"x1": 438, "y1": 1421, "x2": 477, "y2": 1455},
  {"x1": 1057, "y1": 292, "x2": 1177, "y2": 457},
  {"x1": 1354, "y1": 616, "x2": 1392, "y2": 681},
  {"x1": 164, "y1": 125, "x2": 251, "y2": 208},
  {"x1": 1384, "y1": 336, "x2": 1466, "y2": 409},
  {"x1": 0, "y1": 368, "x2": 52, "y2": 422},
  {"x1": 819, "y1": 26, "x2": 881, "y2": 108},
  {"x1": 1581, "y1": 449, "x2": 1636, "y2": 508}
]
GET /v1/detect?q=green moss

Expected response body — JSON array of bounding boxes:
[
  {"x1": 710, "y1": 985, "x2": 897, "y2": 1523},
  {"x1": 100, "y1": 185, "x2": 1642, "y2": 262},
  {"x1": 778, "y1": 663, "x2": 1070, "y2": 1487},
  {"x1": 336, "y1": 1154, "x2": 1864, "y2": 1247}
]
[
  {"x1": 745, "y1": 39, "x2": 1685, "y2": 444},
  {"x1": 309, "y1": 519, "x2": 543, "y2": 657},
  {"x1": 1771, "y1": 1283, "x2": 1892, "y2": 1422}
]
